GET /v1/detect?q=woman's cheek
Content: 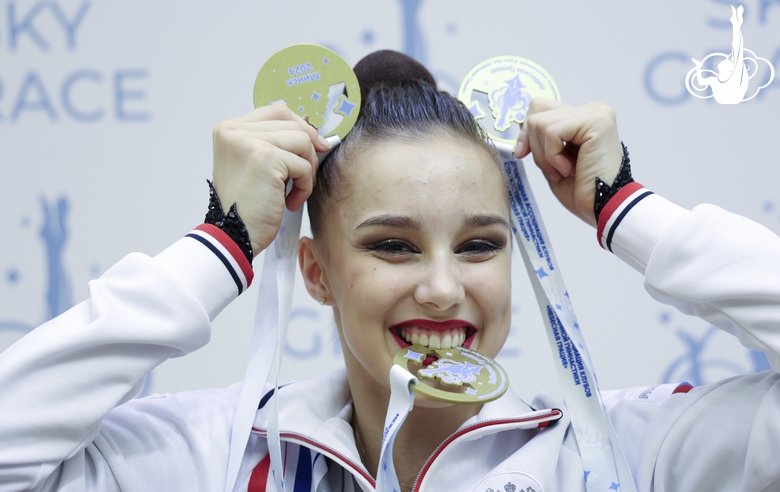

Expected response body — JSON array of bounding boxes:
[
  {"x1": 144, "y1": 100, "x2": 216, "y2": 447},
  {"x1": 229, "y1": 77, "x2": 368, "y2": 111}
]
[{"x1": 472, "y1": 263, "x2": 512, "y2": 356}]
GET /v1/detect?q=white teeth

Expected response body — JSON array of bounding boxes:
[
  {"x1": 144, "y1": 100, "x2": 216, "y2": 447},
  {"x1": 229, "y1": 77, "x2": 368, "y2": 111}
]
[
  {"x1": 419, "y1": 333, "x2": 429, "y2": 346},
  {"x1": 441, "y1": 333, "x2": 452, "y2": 349},
  {"x1": 429, "y1": 334, "x2": 441, "y2": 349},
  {"x1": 398, "y1": 326, "x2": 470, "y2": 348}
]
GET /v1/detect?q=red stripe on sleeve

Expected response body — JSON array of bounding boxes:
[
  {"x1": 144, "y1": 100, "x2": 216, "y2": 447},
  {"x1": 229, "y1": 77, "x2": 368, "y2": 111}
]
[
  {"x1": 672, "y1": 382, "x2": 693, "y2": 394},
  {"x1": 248, "y1": 454, "x2": 271, "y2": 492},
  {"x1": 195, "y1": 224, "x2": 254, "y2": 286},
  {"x1": 596, "y1": 181, "x2": 645, "y2": 246}
]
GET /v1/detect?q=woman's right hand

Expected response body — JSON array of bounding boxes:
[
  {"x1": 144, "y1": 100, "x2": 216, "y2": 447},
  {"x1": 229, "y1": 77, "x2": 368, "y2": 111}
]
[{"x1": 211, "y1": 105, "x2": 330, "y2": 256}]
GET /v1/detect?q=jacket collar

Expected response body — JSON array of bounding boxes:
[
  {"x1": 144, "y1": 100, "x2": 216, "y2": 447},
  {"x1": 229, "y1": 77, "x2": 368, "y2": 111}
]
[{"x1": 252, "y1": 366, "x2": 557, "y2": 464}]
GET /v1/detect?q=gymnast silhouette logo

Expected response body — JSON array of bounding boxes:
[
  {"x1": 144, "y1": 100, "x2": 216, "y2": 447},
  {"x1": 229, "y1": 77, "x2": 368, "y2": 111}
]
[
  {"x1": 418, "y1": 359, "x2": 483, "y2": 386},
  {"x1": 490, "y1": 75, "x2": 533, "y2": 133},
  {"x1": 685, "y1": 5, "x2": 775, "y2": 104},
  {"x1": 0, "y1": 197, "x2": 153, "y2": 397}
]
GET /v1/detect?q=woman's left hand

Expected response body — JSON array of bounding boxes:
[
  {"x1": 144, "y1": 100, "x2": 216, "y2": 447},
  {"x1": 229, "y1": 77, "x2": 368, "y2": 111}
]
[{"x1": 514, "y1": 99, "x2": 624, "y2": 227}]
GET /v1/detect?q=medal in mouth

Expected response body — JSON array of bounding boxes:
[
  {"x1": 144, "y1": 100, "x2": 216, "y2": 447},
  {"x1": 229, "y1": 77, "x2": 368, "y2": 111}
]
[{"x1": 393, "y1": 345, "x2": 508, "y2": 404}]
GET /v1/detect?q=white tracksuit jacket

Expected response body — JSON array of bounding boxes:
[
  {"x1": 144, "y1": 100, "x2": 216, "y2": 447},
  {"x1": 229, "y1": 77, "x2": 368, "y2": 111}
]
[{"x1": 1, "y1": 186, "x2": 779, "y2": 492}]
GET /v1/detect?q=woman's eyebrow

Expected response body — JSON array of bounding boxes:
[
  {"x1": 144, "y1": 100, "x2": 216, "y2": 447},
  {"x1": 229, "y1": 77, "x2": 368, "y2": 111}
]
[
  {"x1": 355, "y1": 215, "x2": 422, "y2": 231},
  {"x1": 464, "y1": 213, "x2": 511, "y2": 231}
]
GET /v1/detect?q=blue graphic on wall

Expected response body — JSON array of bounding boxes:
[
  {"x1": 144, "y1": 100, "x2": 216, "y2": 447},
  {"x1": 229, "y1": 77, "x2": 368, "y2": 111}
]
[
  {"x1": 659, "y1": 310, "x2": 770, "y2": 386},
  {"x1": 1, "y1": 2, "x2": 151, "y2": 124},
  {"x1": 764, "y1": 200, "x2": 780, "y2": 226},
  {"x1": 398, "y1": 0, "x2": 426, "y2": 64},
  {"x1": 0, "y1": 196, "x2": 153, "y2": 397},
  {"x1": 41, "y1": 197, "x2": 73, "y2": 320},
  {"x1": 338, "y1": 0, "x2": 460, "y2": 92}
]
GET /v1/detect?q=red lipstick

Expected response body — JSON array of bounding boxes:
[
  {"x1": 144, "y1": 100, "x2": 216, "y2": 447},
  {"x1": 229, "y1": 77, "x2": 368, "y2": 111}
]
[
  {"x1": 389, "y1": 319, "x2": 477, "y2": 351},
  {"x1": 393, "y1": 319, "x2": 476, "y2": 331}
]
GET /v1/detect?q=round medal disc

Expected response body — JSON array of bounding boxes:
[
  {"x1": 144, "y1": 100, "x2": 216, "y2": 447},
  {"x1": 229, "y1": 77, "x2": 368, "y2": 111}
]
[
  {"x1": 458, "y1": 56, "x2": 561, "y2": 145},
  {"x1": 393, "y1": 345, "x2": 509, "y2": 404},
  {"x1": 253, "y1": 44, "x2": 361, "y2": 139}
]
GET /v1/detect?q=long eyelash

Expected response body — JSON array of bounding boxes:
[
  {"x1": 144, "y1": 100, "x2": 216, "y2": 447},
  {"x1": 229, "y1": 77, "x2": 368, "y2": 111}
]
[
  {"x1": 365, "y1": 239, "x2": 419, "y2": 255},
  {"x1": 456, "y1": 239, "x2": 505, "y2": 255}
]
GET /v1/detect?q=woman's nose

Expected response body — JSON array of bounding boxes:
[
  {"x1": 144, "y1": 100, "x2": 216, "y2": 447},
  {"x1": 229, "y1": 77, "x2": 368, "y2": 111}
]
[{"x1": 413, "y1": 256, "x2": 465, "y2": 311}]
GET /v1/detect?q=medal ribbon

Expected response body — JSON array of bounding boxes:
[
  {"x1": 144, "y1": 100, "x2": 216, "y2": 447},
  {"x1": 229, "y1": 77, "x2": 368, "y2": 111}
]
[
  {"x1": 224, "y1": 137, "x2": 340, "y2": 492},
  {"x1": 493, "y1": 141, "x2": 636, "y2": 492},
  {"x1": 375, "y1": 366, "x2": 417, "y2": 492}
]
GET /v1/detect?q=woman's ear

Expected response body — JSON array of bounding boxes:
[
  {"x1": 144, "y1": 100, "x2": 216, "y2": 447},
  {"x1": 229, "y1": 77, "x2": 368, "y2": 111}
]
[{"x1": 298, "y1": 237, "x2": 331, "y2": 305}]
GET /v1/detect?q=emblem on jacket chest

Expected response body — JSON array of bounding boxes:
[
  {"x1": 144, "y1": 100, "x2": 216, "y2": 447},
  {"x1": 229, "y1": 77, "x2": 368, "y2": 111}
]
[
  {"x1": 474, "y1": 472, "x2": 544, "y2": 492},
  {"x1": 485, "y1": 484, "x2": 535, "y2": 492}
]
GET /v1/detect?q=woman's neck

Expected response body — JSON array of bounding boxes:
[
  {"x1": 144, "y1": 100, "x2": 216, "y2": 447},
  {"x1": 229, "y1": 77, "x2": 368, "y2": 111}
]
[{"x1": 347, "y1": 359, "x2": 482, "y2": 491}]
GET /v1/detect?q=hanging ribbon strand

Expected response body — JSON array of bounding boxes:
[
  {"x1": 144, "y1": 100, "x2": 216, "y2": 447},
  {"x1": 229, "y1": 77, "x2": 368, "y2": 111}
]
[
  {"x1": 225, "y1": 44, "x2": 360, "y2": 492},
  {"x1": 495, "y1": 140, "x2": 636, "y2": 492}
]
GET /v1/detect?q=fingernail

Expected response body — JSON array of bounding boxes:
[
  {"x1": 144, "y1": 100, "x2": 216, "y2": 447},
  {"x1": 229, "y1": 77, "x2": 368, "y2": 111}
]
[
  {"x1": 318, "y1": 134, "x2": 330, "y2": 149},
  {"x1": 545, "y1": 170, "x2": 562, "y2": 183},
  {"x1": 513, "y1": 141, "x2": 524, "y2": 158}
]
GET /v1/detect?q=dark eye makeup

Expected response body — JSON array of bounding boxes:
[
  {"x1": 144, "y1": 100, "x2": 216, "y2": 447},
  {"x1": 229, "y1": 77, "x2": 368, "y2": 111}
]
[
  {"x1": 364, "y1": 236, "x2": 506, "y2": 258},
  {"x1": 365, "y1": 239, "x2": 420, "y2": 256},
  {"x1": 454, "y1": 238, "x2": 506, "y2": 255}
]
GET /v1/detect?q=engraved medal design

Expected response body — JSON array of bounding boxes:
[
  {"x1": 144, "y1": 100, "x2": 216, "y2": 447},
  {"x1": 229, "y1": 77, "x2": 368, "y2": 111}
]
[
  {"x1": 253, "y1": 44, "x2": 361, "y2": 139},
  {"x1": 458, "y1": 56, "x2": 560, "y2": 145},
  {"x1": 393, "y1": 345, "x2": 508, "y2": 403}
]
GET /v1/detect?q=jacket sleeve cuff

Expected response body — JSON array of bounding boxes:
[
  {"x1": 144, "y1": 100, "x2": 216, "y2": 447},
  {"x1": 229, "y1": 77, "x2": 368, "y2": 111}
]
[
  {"x1": 155, "y1": 224, "x2": 255, "y2": 321},
  {"x1": 596, "y1": 182, "x2": 688, "y2": 274}
]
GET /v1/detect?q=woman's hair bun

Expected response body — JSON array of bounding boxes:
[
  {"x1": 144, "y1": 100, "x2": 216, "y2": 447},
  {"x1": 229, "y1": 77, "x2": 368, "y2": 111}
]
[{"x1": 353, "y1": 50, "x2": 437, "y2": 104}]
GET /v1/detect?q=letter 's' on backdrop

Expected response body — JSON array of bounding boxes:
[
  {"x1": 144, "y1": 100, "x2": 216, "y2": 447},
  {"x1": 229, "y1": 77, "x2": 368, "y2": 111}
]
[{"x1": 1, "y1": 0, "x2": 778, "y2": 398}]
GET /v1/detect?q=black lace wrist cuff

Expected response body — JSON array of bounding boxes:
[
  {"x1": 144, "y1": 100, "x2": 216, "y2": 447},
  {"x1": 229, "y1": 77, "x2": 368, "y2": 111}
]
[
  {"x1": 205, "y1": 180, "x2": 253, "y2": 264},
  {"x1": 594, "y1": 142, "x2": 634, "y2": 223}
]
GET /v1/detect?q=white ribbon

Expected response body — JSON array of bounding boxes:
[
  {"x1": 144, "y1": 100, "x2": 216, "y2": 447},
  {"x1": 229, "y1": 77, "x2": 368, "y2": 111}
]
[
  {"x1": 223, "y1": 134, "x2": 635, "y2": 492},
  {"x1": 494, "y1": 141, "x2": 636, "y2": 492},
  {"x1": 375, "y1": 366, "x2": 417, "y2": 492},
  {"x1": 372, "y1": 142, "x2": 636, "y2": 492},
  {"x1": 224, "y1": 136, "x2": 340, "y2": 492}
]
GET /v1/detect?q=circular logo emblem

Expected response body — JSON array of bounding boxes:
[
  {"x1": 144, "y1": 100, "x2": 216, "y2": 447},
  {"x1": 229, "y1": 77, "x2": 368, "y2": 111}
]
[
  {"x1": 473, "y1": 472, "x2": 544, "y2": 492},
  {"x1": 253, "y1": 44, "x2": 361, "y2": 139},
  {"x1": 458, "y1": 56, "x2": 560, "y2": 144},
  {"x1": 393, "y1": 345, "x2": 509, "y2": 404}
]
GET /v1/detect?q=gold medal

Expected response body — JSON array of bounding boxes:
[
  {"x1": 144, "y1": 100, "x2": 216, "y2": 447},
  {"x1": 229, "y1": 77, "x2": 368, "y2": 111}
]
[
  {"x1": 393, "y1": 345, "x2": 509, "y2": 404},
  {"x1": 458, "y1": 56, "x2": 561, "y2": 144},
  {"x1": 253, "y1": 44, "x2": 361, "y2": 139}
]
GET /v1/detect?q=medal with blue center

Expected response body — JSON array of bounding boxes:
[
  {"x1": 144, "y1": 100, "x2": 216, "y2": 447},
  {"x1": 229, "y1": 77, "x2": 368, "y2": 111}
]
[
  {"x1": 393, "y1": 345, "x2": 509, "y2": 404},
  {"x1": 458, "y1": 56, "x2": 638, "y2": 491},
  {"x1": 458, "y1": 55, "x2": 560, "y2": 145}
]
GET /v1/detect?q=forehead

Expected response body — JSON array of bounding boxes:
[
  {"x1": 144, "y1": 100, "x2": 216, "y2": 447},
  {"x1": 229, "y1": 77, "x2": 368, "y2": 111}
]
[{"x1": 339, "y1": 136, "x2": 508, "y2": 225}]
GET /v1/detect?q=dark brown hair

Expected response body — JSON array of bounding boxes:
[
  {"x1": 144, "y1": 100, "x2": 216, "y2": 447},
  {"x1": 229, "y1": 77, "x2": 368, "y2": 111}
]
[{"x1": 307, "y1": 50, "x2": 500, "y2": 238}]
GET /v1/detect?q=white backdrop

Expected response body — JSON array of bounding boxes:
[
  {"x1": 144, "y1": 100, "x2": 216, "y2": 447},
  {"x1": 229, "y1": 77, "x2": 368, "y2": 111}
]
[{"x1": 2, "y1": 0, "x2": 779, "y2": 403}]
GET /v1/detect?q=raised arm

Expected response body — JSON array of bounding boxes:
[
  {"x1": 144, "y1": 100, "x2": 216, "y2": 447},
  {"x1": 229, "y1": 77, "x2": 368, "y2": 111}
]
[
  {"x1": 515, "y1": 98, "x2": 780, "y2": 368},
  {"x1": 0, "y1": 239, "x2": 245, "y2": 491},
  {"x1": 0, "y1": 105, "x2": 327, "y2": 491},
  {"x1": 515, "y1": 100, "x2": 780, "y2": 489}
]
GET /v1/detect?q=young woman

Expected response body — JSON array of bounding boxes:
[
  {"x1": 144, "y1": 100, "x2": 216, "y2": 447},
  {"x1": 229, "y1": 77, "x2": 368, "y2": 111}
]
[{"x1": 1, "y1": 51, "x2": 778, "y2": 492}]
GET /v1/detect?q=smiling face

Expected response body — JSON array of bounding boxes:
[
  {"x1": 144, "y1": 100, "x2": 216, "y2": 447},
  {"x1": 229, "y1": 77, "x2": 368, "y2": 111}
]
[{"x1": 300, "y1": 133, "x2": 512, "y2": 402}]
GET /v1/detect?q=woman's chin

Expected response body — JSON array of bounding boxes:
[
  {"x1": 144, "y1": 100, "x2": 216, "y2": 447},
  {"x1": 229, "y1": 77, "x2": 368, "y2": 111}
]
[{"x1": 409, "y1": 392, "x2": 457, "y2": 409}]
